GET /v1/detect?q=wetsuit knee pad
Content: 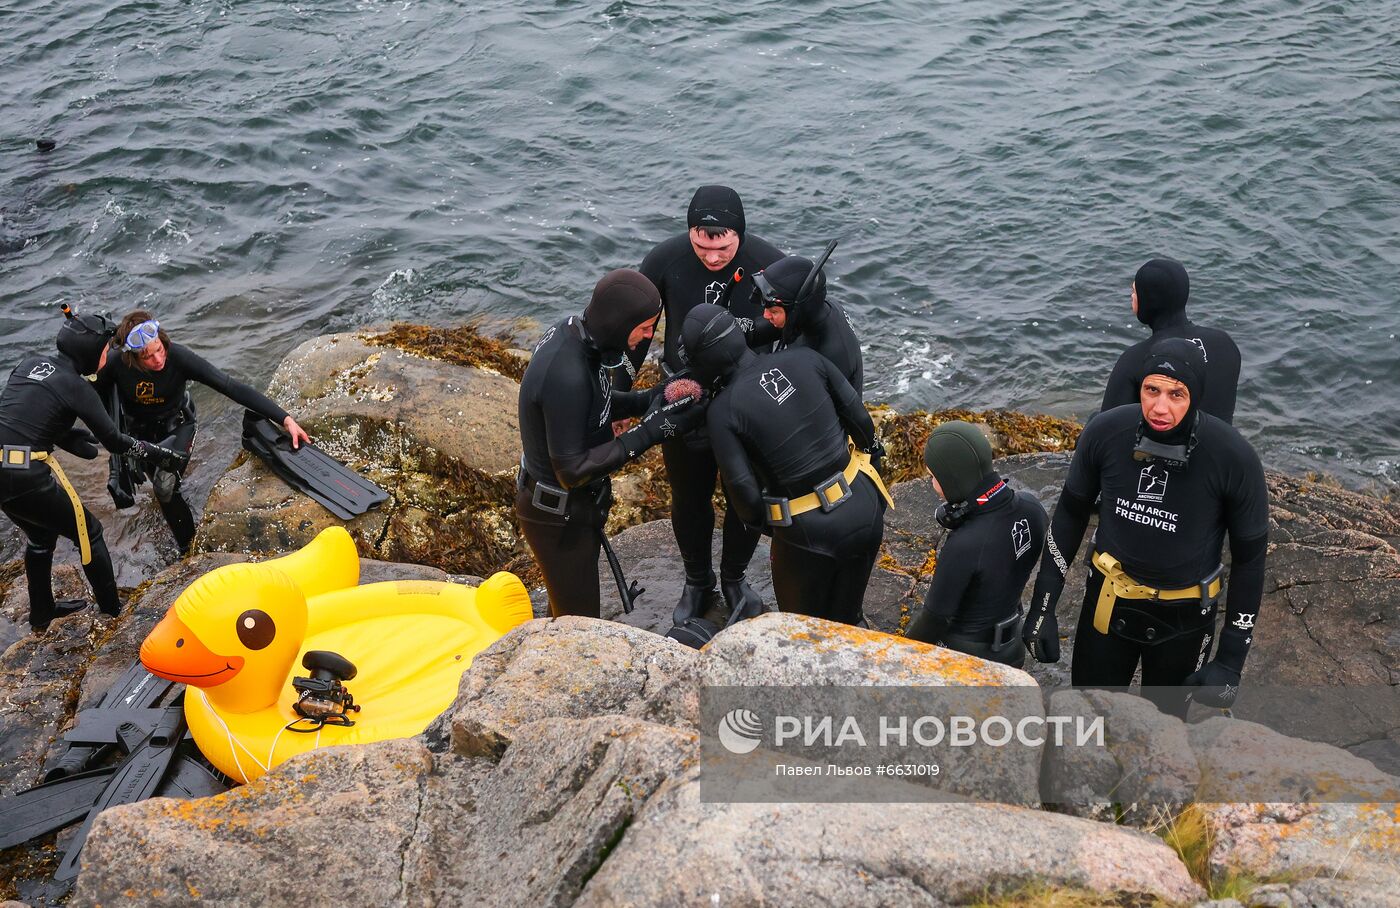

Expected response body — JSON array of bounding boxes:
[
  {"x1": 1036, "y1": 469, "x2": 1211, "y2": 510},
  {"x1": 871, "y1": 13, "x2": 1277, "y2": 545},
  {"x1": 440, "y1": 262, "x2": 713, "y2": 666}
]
[
  {"x1": 152, "y1": 468, "x2": 180, "y2": 502},
  {"x1": 25, "y1": 542, "x2": 54, "y2": 559}
]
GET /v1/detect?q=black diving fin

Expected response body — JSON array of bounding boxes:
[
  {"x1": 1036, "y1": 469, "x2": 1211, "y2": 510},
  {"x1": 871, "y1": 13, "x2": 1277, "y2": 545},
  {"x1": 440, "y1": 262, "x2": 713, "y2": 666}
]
[
  {"x1": 0, "y1": 767, "x2": 117, "y2": 850},
  {"x1": 44, "y1": 661, "x2": 173, "y2": 782},
  {"x1": 241, "y1": 412, "x2": 388, "y2": 520},
  {"x1": 103, "y1": 382, "x2": 138, "y2": 509},
  {"x1": 53, "y1": 701, "x2": 188, "y2": 882}
]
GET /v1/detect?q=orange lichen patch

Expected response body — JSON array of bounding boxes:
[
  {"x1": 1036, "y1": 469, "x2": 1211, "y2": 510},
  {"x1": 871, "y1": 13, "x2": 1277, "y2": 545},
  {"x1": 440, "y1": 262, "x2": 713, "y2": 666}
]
[
  {"x1": 362, "y1": 324, "x2": 527, "y2": 382},
  {"x1": 782, "y1": 620, "x2": 1012, "y2": 685}
]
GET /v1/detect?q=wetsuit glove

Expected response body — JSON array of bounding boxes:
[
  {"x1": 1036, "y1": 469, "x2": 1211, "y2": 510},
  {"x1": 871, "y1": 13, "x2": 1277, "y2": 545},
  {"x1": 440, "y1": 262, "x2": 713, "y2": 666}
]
[
  {"x1": 1184, "y1": 625, "x2": 1250, "y2": 708},
  {"x1": 1021, "y1": 592, "x2": 1061, "y2": 664},
  {"x1": 618, "y1": 396, "x2": 704, "y2": 459},
  {"x1": 132, "y1": 439, "x2": 190, "y2": 472},
  {"x1": 56, "y1": 427, "x2": 100, "y2": 460}
]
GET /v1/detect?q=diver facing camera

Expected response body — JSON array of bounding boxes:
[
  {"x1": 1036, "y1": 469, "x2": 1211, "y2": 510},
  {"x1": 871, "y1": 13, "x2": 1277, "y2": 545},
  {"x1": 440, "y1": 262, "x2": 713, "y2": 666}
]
[
  {"x1": 754, "y1": 241, "x2": 864, "y2": 396},
  {"x1": 906, "y1": 421, "x2": 1047, "y2": 668},
  {"x1": 1024, "y1": 338, "x2": 1268, "y2": 718}
]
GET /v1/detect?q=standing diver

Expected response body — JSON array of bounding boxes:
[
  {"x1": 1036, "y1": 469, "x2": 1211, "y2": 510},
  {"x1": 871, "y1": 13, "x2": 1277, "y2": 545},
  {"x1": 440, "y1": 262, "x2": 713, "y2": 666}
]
[
  {"x1": 1023, "y1": 338, "x2": 1269, "y2": 718},
  {"x1": 94, "y1": 310, "x2": 311, "y2": 554},
  {"x1": 906, "y1": 421, "x2": 1048, "y2": 667},
  {"x1": 1101, "y1": 257, "x2": 1241, "y2": 423},
  {"x1": 638, "y1": 186, "x2": 785, "y2": 626},
  {"x1": 0, "y1": 306, "x2": 187, "y2": 631},
  {"x1": 754, "y1": 249, "x2": 863, "y2": 395},
  {"x1": 517, "y1": 269, "x2": 707, "y2": 618},
  {"x1": 684, "y1": 302, "x2": 892, "y2": 625}
]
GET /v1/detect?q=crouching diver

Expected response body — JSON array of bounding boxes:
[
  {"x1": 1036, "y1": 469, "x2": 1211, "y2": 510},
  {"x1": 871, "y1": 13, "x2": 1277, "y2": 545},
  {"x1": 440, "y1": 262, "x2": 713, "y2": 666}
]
[
  {"x1": 1023, "y1": 338, "x2": 1268, "y2": 717},
  {"x1": 517, "y1": 269, "x2": 706, "y2": 618},
  {"x1": 94, "y1": 311, "x2": 311, "y2": 554},
  {"x1": 754, "y1": 246, "x2": 863, "y2": 394},
  {"x1": 639, "y1": 185, "x2": 785, "y2": 626},
  {"x1": 906, "y1": 421, "x2": 1047, "y2": 667},
  {"x1": 1, "y1": 306, "x2": 187, "y2": 631},
  {"x1": 684, "y1": 303, "x2": 892, "y2": 625},
  {"x1": 1101, "y1": 257, "x2": 1241, "y2": 423}
]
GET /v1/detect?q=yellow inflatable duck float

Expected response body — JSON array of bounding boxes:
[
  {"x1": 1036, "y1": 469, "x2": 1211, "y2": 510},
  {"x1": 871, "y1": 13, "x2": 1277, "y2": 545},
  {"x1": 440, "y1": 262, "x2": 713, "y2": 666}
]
[{"x1": 139, "y1": 526, "x2": 532, "y2": 783}]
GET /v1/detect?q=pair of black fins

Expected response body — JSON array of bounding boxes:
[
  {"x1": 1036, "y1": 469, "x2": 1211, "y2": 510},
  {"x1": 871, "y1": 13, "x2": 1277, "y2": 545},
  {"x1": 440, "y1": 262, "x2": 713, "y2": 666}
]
[
  {"x1": 0, "y1": 661, "x2": 230, "y2": 889},
  {"x1": 241, "y1": 411, "x2": 387, "y2": 520}
]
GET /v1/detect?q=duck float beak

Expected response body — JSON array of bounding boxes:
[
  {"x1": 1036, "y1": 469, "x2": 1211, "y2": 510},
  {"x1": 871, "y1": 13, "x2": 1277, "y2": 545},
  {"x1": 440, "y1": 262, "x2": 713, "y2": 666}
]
[{"x1": 140, "y1": 611, "x2": 245, "y2": 687}]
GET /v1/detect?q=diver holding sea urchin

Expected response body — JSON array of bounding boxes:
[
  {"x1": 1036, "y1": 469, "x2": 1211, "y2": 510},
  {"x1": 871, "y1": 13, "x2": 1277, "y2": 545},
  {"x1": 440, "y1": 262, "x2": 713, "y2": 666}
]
[
  {"x1": 517, "y1": 269, "x2": 707, "y2": 618},
  {"x1": 684, "y1": 302, "x2": 891, "y2": 626},
  {"x1": 95, "y1": 310, "x2": 311, "y2": 554},
  {"x1": 1101, "y1": 257, "x2": 1241, "y2": 424},
  {"x1": 638, "y1": 186, "x2": 785, "y2": 627},
  {"x1": 754, "y1": 248, "x2": 863, "y2": 395},
  {"x1": 906, "y1": 421, "x2": 1047, "y2": 667},
  {"x1": 1024, "y1": 338, "x2": 1268, "y2": 717},
  {"x1": 0, "y1": 306, "x2": 188, "y2": 631}
]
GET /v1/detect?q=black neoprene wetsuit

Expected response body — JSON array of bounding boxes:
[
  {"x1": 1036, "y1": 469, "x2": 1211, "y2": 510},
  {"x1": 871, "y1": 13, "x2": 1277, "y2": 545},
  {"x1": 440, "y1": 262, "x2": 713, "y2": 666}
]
[
  {"x1": 516, "y1": 316, "x2": 657, "y2": 618},
  {"x1": 1028, "y1": 404, "x2": 1268, "y2": 717},
  {"x1": 707, "y1": 346, "x2": 885, "y2": 624},
  {"x1": 1102, "y1": 315, "x2": 1240, "y2": 424},
  {"x1": 0, "y1": 353, "x2": 138, "y2": 623},
  {"x1": 783, "y1": 297, "x2": 863, "y2": 396},
  {"x1": 907, "y1": 482, "x2": 1047, "y2": 667},
  {"x1": 94, "y1": 343, "x2": 289, "y2": 551}
]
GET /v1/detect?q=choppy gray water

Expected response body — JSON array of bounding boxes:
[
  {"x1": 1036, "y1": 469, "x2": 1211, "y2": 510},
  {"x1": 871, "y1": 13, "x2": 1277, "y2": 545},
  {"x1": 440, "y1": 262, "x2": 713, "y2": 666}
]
[{"x1": 3, "y1": 0, "x2": 1397, "y2": 496}]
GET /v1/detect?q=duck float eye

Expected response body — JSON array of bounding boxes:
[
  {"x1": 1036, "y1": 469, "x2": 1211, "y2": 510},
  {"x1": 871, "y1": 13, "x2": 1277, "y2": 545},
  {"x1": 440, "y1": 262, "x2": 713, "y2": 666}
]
[{"x1": 236, "y1": 609, "x2": 275, "y2": 650}]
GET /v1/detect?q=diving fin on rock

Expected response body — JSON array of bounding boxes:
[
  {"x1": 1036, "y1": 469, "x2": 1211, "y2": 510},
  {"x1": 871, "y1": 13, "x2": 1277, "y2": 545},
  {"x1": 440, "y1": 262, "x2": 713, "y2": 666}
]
[
  {"x1": 0, "y1": 767, "x2": 117, "y2": 850},
  {"x1": 54, "y1": 701, "x2": 188, "y2": 882},
  {"x1": 44, "y1": 661, "x2": 173, "y2": 782},
  {"x1": 241, "y1": 412, "x2": 388, "y2": 520}
]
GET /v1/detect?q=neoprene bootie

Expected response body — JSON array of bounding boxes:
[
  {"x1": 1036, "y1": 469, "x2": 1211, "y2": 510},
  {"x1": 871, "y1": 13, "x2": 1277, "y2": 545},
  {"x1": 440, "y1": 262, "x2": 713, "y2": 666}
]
[
  {"x1": 721, "y1": 577, "x2": 764, "y2": 627},
  {"x1": 674, "y1": 573, "x2": 721, "y2": 626},
  {"x1": 30, "y1": 599, "x2": 89, "y2": 633}
]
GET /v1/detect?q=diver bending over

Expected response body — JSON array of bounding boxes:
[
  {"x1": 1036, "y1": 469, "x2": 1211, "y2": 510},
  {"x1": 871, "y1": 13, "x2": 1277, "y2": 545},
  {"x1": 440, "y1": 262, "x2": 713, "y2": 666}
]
[
  {"x1": 517, "y1": 269, "x2": 705, "y2": 618},
  {"x1": 684, "y1": 303, "x2": 890, "y2": 625},
  {"x1": 0, "y1": 307, "x2": 186, "y2": 631},
  {"x1": 95, "y1": 310, "x2": 311, "y2": 553},
  {"x1": 907, "y1": 421, "x2": 1047, "y2": 667},
  {"x1": 1024, "y1": 338, "x2": 1268, "y2": 717},
  {"x1": 639, "y1": 185, "x2": 785, "y2": 625}
]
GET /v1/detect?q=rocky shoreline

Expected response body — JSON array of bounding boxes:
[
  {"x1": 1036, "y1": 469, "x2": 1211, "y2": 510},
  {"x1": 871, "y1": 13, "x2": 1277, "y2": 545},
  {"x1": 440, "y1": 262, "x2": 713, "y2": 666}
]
[{"x1": 1, "y1": 324, "x2": 1397, "y2": 907}]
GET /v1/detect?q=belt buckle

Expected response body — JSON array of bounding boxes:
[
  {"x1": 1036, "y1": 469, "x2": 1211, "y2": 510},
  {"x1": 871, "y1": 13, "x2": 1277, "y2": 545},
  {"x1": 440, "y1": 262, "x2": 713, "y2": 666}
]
[
  {"x1": 1199, "y1": 563, "x2": 1225, "y2": 606},
  {"x1": 2, "y1": 444, "x2": 33, "y2": 470},
  {"x1": 814, "y1": 470, "x2": 852, "y2": 513},
  {"x1": 531, "y1": 479, "x2": 570, "y2": 516},
  {"x1": 991, "y1": 606, "x2": 1024, "y2": 653},
  {"x1": 764, "y1": 495, "x2": 793, "y2": 527}
]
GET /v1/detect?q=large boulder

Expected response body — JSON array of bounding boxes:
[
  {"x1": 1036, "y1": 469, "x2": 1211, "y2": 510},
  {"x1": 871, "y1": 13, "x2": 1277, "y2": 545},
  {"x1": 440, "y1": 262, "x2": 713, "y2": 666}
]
[{"x1": 196, "y1": 332, "x2": 522, "y2": 576}]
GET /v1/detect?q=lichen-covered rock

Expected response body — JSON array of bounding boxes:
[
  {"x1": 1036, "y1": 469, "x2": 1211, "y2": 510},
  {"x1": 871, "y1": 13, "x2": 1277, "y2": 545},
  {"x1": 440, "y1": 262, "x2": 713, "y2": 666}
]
[
  {"x1": 428, "y1": 616, "x2": 701, "y2": 758},
  {"x1": 576, "y1": 771, "x2": 1204, "y2": 907},
  {"x1": 197, "y1": 332, "x2": 522, "y2": 576}
]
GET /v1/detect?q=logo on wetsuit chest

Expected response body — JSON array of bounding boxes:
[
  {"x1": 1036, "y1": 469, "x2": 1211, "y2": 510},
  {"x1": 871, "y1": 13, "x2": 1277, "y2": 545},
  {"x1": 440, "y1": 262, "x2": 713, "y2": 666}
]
[
  {"x1": 26, "y1": 362, "x2": 55, "y2": 381},
  {"x1": 135, "y1": 381, "x2": 160, "y2": 404},
  {"x1": 1136, "y1": 463, "x2": 1169, "y2": 503},
  {"x1": 704, "y1": 280, "x2": 727, "y2": 307},
  {"x1": 1011, "y1": 518, "x2": 1032, "y2": 558},
  {"x1": 1189, "y1": 337, "x2": 1208, "y2": 363},
  {"x1": 759, "y1": 369, "x2": 795, "y2": 404}
]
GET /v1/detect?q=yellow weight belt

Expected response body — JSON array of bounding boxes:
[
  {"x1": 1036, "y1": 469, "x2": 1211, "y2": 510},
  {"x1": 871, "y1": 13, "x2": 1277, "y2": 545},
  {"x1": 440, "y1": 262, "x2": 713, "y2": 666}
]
[
  {"x1": 5, "y1": 448, "x2": 93, "y2": 565},
  {"x1": 765, "y1": 444, "x2": 895, "y2": 526},
  {"x1": 1090, "y1": 550, "x2": 1221, "y2": 635}
]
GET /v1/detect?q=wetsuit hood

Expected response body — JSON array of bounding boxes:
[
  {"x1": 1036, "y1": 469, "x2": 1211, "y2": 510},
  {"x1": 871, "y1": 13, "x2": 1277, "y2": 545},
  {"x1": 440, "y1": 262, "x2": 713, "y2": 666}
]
[
  {"x1": 687, "y1": 185, "x2": 745, "y2": 239},
  {"x1": 680, "y1": 303, "x2": 749, "y2": 387},
  {"x1": 923, "y1": 420, "x2": 995, "y2": 505},
  {"x1": 581, "y1": 269, "x2": 661, "y2": 364},
  {"x1": 753, "y1": 254, "x2": 827, "y2": 343},
  {"x1": 56, "y1": 307, "x2": 116, "y2": 375},
  {"x1": 1138, "y1": 337, "x2": 1206, "y2": 445},
  {"x1": 1134, "y1": 257, "x2": 1189, "y2": 330}
]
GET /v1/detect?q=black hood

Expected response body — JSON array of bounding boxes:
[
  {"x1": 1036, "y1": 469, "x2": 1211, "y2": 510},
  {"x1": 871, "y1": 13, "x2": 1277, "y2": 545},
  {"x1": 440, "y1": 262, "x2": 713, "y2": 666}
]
[
  {"x1": 56, "y1": 306, "x2": 115, "y2": 375},
  {"x1": 1137, "y1": 337, "x2": 1206, "y2": 444},
  {"x1": 687, "y1": 185, "x2": 745, "y2": 238},
  {"x1": 753, "y1": 254, "x2": 827, "y2": 342},
  {"x1": 581, "y1": 269, "x2": 661, "y2": 364},
  {"x1": 681, "y1": 303, "x2": 749, "y2": 387},
  {"x1": 1134, "y1": 257, "x2": 1190, "y2": 330}
]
